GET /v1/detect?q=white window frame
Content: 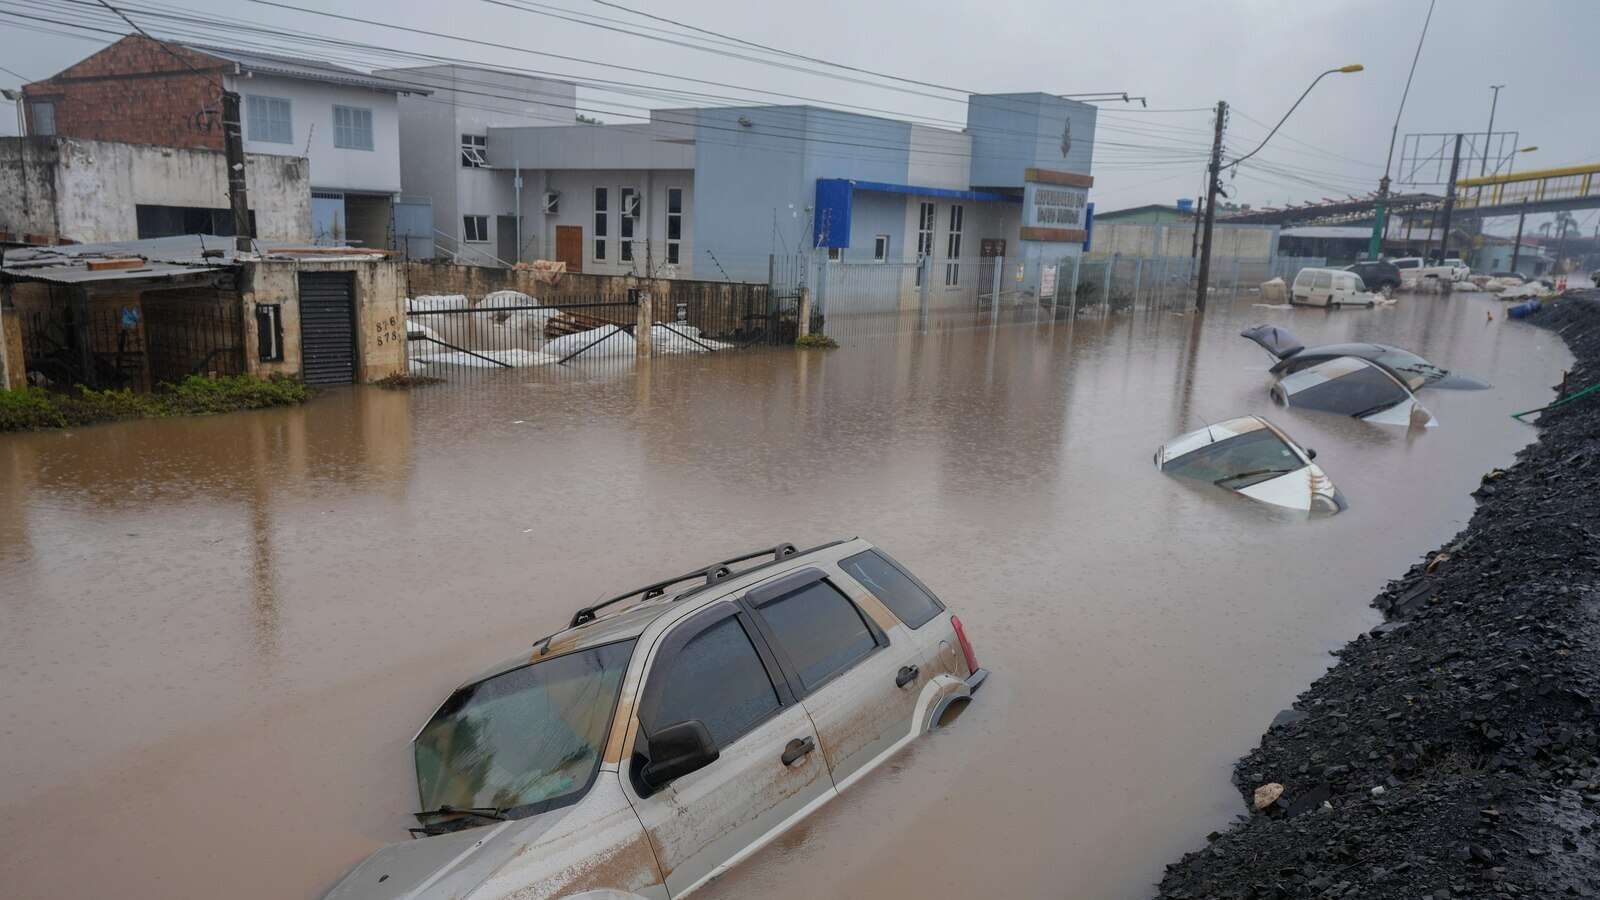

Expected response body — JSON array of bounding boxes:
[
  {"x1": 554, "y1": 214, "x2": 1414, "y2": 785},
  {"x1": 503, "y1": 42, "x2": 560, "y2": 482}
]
[
  {"x1": 332, "y1": 105, "x2": 374, "y2": 151},
  {"x1": 666, "y1": 186, "x2": 683, "y2": 266},
  {"x1": 29, "y1": 100, "x2": 56, "y2": 136},
  {"x1": 944, "y1": 204, "x2": 964, "y2": 286},
  {"x1": 245, "y1": 95, "x2": 293, "y2": 145},
  {"x1": 593, "y1": 187, "x2": 608, "y2": 262},
  {"x1": 619, "y1": 187, "x2": 637, "y2": 262},
  {"x1": 463, "y1": 214, "x2": 489, "y2": 244},
  {"x1": 915, "y1": 201, "x2": 935, "y2": 286},
  {"x1": 461, "y1": 134, "x2": 487, "y2": 168},
  {"x1": 873, "y1": 234, "x2": 890, "y2": 262}
]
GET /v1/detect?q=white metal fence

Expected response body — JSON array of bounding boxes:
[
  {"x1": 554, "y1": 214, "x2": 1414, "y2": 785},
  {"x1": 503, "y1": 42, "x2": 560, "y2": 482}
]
[{"x1": 767, "y1": 253, "x2": 1328, "y2": 339}]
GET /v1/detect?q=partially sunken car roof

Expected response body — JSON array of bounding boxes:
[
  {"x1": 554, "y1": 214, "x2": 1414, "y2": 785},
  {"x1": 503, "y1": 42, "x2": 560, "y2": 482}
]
[
  {"x1": 1158, "y1": 415, "x2": 1274, "y2": 466},
  {"x1": 458, "y1": 598, "x2": 677, "y2": 689}
]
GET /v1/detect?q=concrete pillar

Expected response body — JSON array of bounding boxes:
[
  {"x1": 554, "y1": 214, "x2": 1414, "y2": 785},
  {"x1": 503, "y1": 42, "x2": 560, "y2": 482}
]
[
  {"x1": 0, "y1": 284, "x2": 24, "y2": 390},
  {"x1": 797, "y1": 287, "x2": 813, "y2": 338},
  {"x1": 635, "y1": 290, "x2": 652, "y2": 357}
]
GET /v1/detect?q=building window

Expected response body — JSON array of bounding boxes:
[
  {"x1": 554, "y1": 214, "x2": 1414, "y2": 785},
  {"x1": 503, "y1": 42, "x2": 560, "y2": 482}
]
[
  {"x1": 245, "y1": 95, "x2": 292, "y2": 144},
  {"x1": 29, "y1": 100, "x2": 56, "y2": 136},
  {"x1": 460, "y1": 133, "x2": 487, "y2": 168},
  {"x1": 333, "y1": 105, "x2": 373, "y2": 150},
  {"x1": 945, "y1": 204, "x2": 964, "y2": 286},
  {"x1": 463, "y1": 215, "x2": 489, "y2": 243},
  {"x1": 873, "y1": 234, "x2": 890, "y2": 262},
  {"x1": 619, "y1": 187, "x2": 636, "y2": 262},
  {"x1": 593, "y1": 187, "x2": 608, "y2": 261},
  {"x1": 827, "y1": 247, "x2": 842, "y2": 260},
  {"x1": 666, "y1": 187, "x2": 683, "y2": 265},
  {"x1": 915, "y1": 201, "x2": 935, "y2": 285},
  {"x1": 256, "y1": 304, "x2": 284, "y2": 362},
  {"x1": 136, "y1": 204, "x2": 255, "y2": 238}
]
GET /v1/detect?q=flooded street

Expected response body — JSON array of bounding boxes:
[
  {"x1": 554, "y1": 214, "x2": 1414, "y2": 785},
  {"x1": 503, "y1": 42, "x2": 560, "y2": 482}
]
[{"x1": 0, "y1": 290, "x2": 1572, "y2": 899}]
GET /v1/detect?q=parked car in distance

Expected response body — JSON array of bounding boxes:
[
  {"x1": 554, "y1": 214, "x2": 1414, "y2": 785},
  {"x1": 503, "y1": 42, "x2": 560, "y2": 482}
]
[
  {"x1": 1271, "y1": 355, "x2": 1437, "y2": 428},
  {"x1": 1489, "y1": 271, "x2": 1527, "y2": 284},
  {"x1": 1391, "y1": 257, "x2": 1425, "y2": 286},
  {"x1": 1345, "y1": 259, "x2": 1401, "y2": 292},
  {"x1": 1239, "y1": 323, "x2": 1491, "y2": 390},
  {"x1": 1156, "y1": 415, "x2": 1346, "y2": 514},
  {"x1": 1291, "y1": 267, "x2": 1378, "y2": 308},
  {"x1": 1438, "y1": 258, "x2": 1471, "y2": 282},
  {"x1": 324, "y1": 539, "x2": 988, "y2": 900}
]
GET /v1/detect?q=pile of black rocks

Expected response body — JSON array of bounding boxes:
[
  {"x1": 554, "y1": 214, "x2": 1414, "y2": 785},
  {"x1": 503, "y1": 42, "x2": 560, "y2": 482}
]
[{"x1": 1155, "y1": 294, "x2": 1600, "y2": 899}]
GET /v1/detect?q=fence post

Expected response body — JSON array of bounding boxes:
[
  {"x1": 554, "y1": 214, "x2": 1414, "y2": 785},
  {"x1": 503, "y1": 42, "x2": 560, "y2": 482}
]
[
  {"x1": 0, "y1": 283, "x2": 23, "y2": 390},
  {"x1": 1133, "y1": 257, "x2": 1143, "y2": 307},
  {"x1": 1102, "y1": 258, "x2": 1112, "y2": 307},
  {"x1": 1232, "y1": 257, "x2": 1241, "y2": 294},
  {"x1": 635, "y1": 290, "x2": 652, "y2": 357},
  {"x1": 918, "y1": 256, "x2": 930, "y2": 321},
  {"x1": 990, "y1": 254, "x2": 1002, "y2": 308},
  {"x1": 797, "y1": 287, "x2": 813, "y2": 339}
]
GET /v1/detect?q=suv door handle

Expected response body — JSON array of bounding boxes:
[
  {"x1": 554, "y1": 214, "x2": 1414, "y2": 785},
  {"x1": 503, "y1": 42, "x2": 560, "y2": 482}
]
[
  {"x1": 895, "y1": 665, "x2": 919, "y2": 688},
  {"x1": 781, "y1": 736, "x2": 816, "y2": 766}
]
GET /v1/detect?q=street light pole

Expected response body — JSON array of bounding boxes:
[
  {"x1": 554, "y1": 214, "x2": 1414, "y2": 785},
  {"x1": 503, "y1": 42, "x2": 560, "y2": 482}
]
[
  {"x1": 1195, "y1": 64, "x2": 1362, "y2": 311},
  {"x1": 1482, "y1": 84, "x2": 1504, "y2": 177},
  {"x1": 1368, "y1": 0, "x2": 1437, "y2": 261}
]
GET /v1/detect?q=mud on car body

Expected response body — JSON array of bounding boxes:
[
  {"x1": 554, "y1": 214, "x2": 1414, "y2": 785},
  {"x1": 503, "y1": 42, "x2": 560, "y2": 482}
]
[{"x1": 325, "y1": 538, "x2": 987, "y2": 900}]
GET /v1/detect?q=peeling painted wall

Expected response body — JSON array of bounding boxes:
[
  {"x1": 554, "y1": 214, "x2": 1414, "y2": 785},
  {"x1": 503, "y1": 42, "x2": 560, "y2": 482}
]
[{"x1": 0, "y1": 137, "x2": 312, "y2": 244}]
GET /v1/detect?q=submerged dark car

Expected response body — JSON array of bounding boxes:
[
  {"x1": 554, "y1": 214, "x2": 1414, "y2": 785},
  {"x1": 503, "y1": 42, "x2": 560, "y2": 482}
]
[
  {"x1": 1240, "y1": 323, "x2": 1490, "y2": 391},
  {"x1": 1345, "y1": 259, "x2": 1402, "y2": 292}
]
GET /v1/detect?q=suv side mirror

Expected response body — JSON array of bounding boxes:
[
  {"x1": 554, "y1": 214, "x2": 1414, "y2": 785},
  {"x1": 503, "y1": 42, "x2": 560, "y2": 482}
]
[
  {"x1": 639, "y1": 720, "x2": 718, "y2": 794},
  {"x1": 1305, "y1": 447, "x2": 1317, "y2": 460}
]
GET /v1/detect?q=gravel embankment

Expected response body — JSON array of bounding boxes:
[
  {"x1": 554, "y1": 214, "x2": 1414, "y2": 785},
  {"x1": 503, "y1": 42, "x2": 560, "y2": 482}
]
[{"x1": 1155, "y1": 293, "x2": 1600, "y2": 900}]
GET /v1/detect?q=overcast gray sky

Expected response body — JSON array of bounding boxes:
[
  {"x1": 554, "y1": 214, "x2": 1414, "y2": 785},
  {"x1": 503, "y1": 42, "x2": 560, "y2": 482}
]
[{"x1": 3, "y1": 0, "x2": 1597, "y2": 234}]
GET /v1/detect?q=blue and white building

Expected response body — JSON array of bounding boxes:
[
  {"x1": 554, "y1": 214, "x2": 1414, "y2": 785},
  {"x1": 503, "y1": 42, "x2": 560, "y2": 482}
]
[{"x1": 388, "y1": 80, "x2": 1098, "y2": 297}]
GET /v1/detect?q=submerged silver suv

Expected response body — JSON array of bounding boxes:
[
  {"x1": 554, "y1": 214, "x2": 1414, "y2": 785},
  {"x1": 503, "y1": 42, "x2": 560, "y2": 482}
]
[{"x1": 326, "y1": 538, "x2": 988, "y2": 900}]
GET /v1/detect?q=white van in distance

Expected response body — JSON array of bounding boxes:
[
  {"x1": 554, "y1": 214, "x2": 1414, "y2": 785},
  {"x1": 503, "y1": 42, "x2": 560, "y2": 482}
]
[{"x1": 1290, "y1": 268, "x2": 1379, "y2": 308}]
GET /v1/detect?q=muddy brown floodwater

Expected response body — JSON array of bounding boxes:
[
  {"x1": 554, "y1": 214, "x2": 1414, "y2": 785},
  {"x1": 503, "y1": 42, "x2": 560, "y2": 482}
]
[{"x1": 0, "y1": 290, "x2": 1572, "y2": 900}]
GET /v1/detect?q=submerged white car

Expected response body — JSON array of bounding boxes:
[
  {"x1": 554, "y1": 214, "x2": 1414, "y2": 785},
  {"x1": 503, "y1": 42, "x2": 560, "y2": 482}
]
[
  {"x1": 1271, "y1": 356, "x2": 1437, "y2": 428},
  {"x1": 1156, "y1": 415, "x2": 1346, "y2": 513},
  {"x1": 325, "y1": 539, "x2": 987, "y2": 900}
]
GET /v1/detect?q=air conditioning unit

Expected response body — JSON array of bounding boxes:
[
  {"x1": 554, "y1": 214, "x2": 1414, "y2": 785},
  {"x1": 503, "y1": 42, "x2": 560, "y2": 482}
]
[{"x1": 542, "y1": 192, "x2": 560, "y2": 215}]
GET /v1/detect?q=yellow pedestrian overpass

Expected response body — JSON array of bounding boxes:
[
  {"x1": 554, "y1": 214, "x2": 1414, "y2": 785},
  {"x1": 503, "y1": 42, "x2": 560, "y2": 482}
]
[{"x1": 1456, "y1": 163, "x2": 1600, "y2": 216}]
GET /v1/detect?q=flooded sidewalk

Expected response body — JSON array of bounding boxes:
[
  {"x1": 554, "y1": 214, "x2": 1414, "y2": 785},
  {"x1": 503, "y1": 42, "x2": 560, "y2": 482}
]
[{"x1": 0, "y1": 290, "x2": 1573, "y2": 899}]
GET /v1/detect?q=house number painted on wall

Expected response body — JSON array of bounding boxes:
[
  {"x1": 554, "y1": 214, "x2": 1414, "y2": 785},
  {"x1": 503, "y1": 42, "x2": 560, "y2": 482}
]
[{"x1": 374, "y1": 315, "x2": 402, "y2": 347}]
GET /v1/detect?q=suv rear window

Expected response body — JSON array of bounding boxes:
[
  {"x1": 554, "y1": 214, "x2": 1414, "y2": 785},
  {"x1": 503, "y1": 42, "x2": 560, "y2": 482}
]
[
  {"x1": 839, "y1": 550, "x2": 944, "y2": 629},
  {"x1": 754, "y1": 581, "x2": 877, "y2": 691}
]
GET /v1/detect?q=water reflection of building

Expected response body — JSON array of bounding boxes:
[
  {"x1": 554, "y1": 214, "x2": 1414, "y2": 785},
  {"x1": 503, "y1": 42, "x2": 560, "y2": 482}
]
[{"x1": 0, "y1": 386, "x2": 414, "y2": 658}]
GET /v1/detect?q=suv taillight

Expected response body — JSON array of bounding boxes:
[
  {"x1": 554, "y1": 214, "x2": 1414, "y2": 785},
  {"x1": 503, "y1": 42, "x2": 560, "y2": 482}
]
[{"x1": 950, "y1": 615, "x2": 978, "y2": 675}]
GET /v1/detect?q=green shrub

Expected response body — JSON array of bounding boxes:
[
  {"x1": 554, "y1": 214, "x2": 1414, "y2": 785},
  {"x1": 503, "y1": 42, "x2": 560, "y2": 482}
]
[
  {"x1": 374, "y1": 372, "x2": 444, "y2": 389},
  {"x1": 795, "y1": 333, "x2": 839, "y2": 349},
  {"x1": 0, "y1": 375, "x2": 313, "y2": 433}
]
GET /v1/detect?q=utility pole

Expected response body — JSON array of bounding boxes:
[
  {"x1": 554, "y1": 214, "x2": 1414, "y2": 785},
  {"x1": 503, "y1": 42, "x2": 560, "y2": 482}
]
[
  {"x1": 1369, "y1": 0, "x2": 1436, "y2": 261},
  {"x1": 1481, "y1": 84, "x2": 1504, "y2": 177},
  {"x1": 1435, "y1": 133, "x2": 1464, "y2": 263},
  {"x1": 1194, "y1": 99, "x2": 1226, "y2": 312},
  {"x1": 1510, "y1": 206, "x2": 1526, "y2": 273},
  {"x1": 221, "y1": 90, "x2": 253, "y2": 253}
]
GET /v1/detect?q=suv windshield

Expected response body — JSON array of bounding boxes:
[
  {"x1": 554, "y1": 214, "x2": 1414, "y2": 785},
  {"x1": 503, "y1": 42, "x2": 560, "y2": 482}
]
[
  {"x1": 1163, "y1": 427, "x2": 1302, "y2": 488},
  {"x1": 415, "y1": 640, "x2": 635, "y2": 818}
]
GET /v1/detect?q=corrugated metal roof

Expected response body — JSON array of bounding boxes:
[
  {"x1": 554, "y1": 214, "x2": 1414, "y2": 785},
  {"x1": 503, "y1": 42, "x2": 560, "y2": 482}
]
[
  {"x1": 1, "y1": 258, "x2": 225, "y2": 286},
  {"x1": 184, "y1": 44, "x2": 430, "y2": 95},
  {"x1": 1281, "y1": 226, "x2": 1375, "y2": 240},
  {"x1": 1, "y1": 235, "x2": 381, "y2": 285}
]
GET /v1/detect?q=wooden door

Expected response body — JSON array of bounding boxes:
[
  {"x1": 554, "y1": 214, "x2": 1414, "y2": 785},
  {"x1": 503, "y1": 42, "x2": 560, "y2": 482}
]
[{"x1": 555, "y1": 225, "x2": 583, "y2": 273}]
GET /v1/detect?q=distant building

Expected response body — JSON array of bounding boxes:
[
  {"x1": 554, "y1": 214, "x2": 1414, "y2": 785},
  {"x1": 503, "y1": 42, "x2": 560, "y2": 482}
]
[
  {"x1": 19, "y1": 36, "x2": 426, "y2": 250},
  {"x1": 395, "y1": 90, "x2": 1099, "y2": 299},
  {"x1": 1093, "y1": 203, "x2": 1194, "y2": 225},
  {"x1": 1471, "y1": 238, "x2": 1552, "y2": 276},
  {"x1": 377, "y1": 65, "x2": 580, "y2": 266}
]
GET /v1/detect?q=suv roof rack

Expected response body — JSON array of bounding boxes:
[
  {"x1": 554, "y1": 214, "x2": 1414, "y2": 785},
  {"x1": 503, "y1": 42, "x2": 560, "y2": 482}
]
[{"x1": 567, "y1": 540, "x2": 851, "y2": 628}]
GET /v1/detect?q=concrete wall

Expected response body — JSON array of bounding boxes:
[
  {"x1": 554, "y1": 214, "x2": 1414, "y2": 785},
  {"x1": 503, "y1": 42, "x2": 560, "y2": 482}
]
[
  {"x1": 240, "y1": 258, "x2": 407, "y2": 383},
  {"x1": 0, "y1": 137, "x2": 312, "y2": 244},
  {"x1": 231, "y1": 74, "x2": 401, "y2": 194},
  {"x1": 1090, "y1": 221, "x2": 1278, "y2": 260}
]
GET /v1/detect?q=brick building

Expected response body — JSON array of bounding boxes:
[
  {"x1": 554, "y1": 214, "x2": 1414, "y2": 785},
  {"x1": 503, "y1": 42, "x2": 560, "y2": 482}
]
[{"x1": 21, "y1": 36, "x2": 426, "y2": 249}]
